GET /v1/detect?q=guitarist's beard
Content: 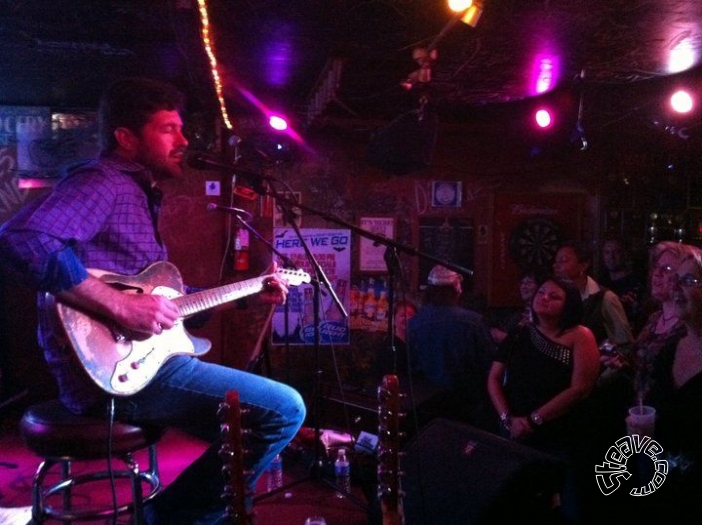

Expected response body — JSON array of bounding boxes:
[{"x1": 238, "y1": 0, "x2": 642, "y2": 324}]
[{"x1": 134, "y1": 146, "x2": 186, "y2": 181}]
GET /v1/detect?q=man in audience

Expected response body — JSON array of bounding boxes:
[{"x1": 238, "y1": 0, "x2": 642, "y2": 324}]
[
  {"x1": 599, "y1": 235, "x2": 645, "y2": 334},
  {"x1": 408, "y1": 265, "x2": 496, "y2": 430},
  {"x1": 554, "y1": 239, "x2": 634, "y2": 356}
]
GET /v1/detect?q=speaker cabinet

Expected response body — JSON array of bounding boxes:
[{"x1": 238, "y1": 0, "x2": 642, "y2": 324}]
[
  {"x1": 401, "y1": 419, "x2": 566, "y2": 525},
  {"x1": 366, "y1": 110, "x2": 438, "y2": 174}
]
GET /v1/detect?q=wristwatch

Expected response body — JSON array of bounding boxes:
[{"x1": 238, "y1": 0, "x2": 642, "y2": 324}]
[{"x1": 529, "y1": 411, "x2": 544, "y2": 427}]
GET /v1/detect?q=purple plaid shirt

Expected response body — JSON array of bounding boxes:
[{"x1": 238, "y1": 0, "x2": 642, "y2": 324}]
[{"x1": 0, "y1": 153, "x2": 167, "y2": 411}]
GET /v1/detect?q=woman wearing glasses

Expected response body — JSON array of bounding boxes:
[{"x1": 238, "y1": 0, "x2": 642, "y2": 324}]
[
  {"x1": 630, "y1": 241, "x2": 690, "y2": 403},
  {"x1": 626, "y1": 244, "x2": 702, "y2": 521}
]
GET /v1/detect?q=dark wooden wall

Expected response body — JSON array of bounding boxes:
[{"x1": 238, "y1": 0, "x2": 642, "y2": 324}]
[{"x1": 2, "y1": 108, "x2": 702, "y2": 408}]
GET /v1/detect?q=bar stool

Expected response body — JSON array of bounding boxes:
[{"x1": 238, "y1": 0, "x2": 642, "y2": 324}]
[{"x1": 20, "y1": 399, "x2": 164, "y2": 524}]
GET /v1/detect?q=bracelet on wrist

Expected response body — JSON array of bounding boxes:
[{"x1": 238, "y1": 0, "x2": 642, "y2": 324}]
[
  {"x1": 529, "y1": 411, "x2": 544, "y2": 427},
  {"x1": 499, "y1": 411, "x2": 511, "y2": 429}
]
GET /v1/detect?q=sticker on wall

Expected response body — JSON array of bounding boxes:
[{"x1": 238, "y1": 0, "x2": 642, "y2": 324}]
[{"x1": 431, "y1": 180, "x2": 462, "y2": 207}]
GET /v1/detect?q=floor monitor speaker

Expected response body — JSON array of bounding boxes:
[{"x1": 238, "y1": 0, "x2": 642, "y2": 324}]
[{"x1": 401, "y1": 418, "x2": 567, "y2": 525}]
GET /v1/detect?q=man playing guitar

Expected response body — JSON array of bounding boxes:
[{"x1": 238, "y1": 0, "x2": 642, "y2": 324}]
[{"x1": 0, "y1": 77, "x2": 306, "y2": 524}]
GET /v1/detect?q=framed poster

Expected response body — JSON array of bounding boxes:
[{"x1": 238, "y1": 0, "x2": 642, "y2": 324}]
[
  {"x1": 270, "y1": 228, "x2": 351, "y2": 345},
  {"x1": 359, "y1": 216, "x2": 395, "y2": 272},
  {"x1": 273, "y1": 191, "x2": 302, "y2": 228}
]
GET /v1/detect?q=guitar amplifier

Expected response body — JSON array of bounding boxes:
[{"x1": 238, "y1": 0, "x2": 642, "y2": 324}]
[{"x1": 401, "y1": 418, "x2": 567, "y2": 525}]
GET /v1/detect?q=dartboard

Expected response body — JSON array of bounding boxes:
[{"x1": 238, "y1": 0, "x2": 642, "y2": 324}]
[{"x1": 508, "y1": 218, "x2": 562, "y2": 271}]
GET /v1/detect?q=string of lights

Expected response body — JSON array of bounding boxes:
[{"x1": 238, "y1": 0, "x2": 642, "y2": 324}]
[{"x1": 196, "y1": 0, "x2": 234, "y2": 130}]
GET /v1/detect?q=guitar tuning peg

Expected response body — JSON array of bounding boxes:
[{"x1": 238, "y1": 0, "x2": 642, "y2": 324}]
[
  {"x1": 218, "y1": 445, "x2": 234, "y2": 462},
  {"x1": 216, "y1": 401, "x2": 231, "y2": 420}
]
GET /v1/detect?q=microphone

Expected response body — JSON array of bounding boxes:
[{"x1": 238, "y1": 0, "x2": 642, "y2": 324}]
[
  {"x1": 188, "y1": 153, "x2": 240, "y2": 172},
  {"x1": 187, "y1": 152, "x2": 272, "y2": 194},
  {"x1": 206, "y1": 203, "x2": 254, "y2": 222}
]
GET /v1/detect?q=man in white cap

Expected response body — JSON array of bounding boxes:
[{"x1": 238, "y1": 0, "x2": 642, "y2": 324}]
[{"x1": 407, "y1": 265, "x2": 496, "y2": 430}]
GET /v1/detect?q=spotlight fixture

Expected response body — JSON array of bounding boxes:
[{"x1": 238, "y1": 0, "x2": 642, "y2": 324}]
[
  {"x1": 670, "y1": 89, "x2": 694, "y2": 114},
  {"x1": 268, "y1": 115, "x2": 289, "y2": 131},
  {"x1": 448, "y1": 0, "x2": 485, "y2": 28},
  {"x1": 534, "y1": 108, "x2": 553, "y2": 129}
]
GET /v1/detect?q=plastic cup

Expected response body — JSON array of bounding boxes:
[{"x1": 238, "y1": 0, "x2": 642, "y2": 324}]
[{"x1": 627, "y1": 405, "x2": 656, "y2": 437}]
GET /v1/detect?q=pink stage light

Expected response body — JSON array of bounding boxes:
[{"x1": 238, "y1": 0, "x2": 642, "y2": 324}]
[
  {"x1": 268, "y1": 115, "x2": 289, "y2": 131},
  {"x1": 534, "y1": 108, "x2": 553, "y2": 129}
]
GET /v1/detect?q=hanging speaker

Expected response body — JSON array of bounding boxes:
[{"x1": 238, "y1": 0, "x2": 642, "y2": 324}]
[{"x1": 366, "y1": 109, "x2": 438, "y2": 174}]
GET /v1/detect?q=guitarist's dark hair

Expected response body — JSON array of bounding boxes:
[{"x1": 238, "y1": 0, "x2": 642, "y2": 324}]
[{"x1": 98, "y1": 77, "x2": 186, "y2": 153}]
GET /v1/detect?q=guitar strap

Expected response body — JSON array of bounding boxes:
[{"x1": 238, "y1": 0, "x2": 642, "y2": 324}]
[{"x1": 146, "y1": 186, "x2": 164, "y2": 247}]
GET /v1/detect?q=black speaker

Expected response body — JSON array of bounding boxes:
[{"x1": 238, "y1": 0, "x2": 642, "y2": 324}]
[
  {"x1": 366, "y1": 109, "x2": 438, "y2": 174},
  {"x1": 400, "y1": 419, "x2": 567, "y2": 525}
]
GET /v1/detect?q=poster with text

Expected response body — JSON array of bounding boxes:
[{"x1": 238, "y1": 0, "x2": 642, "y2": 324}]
[{"x1": 271, "y1": 228, "x2": 351, "y2": 345}]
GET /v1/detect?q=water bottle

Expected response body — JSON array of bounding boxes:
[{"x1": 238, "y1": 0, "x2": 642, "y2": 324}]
[
  {"x1": 334, "y1": 447, "x2": 351, "y2": 498},
  {"x1": 267, "y1": 454, "x2": 283, "y2": 492}
]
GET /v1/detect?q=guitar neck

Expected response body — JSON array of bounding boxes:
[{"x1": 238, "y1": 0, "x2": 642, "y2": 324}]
[
  {"x1": 378, "y1": 374, "x2": 405, "y2": 525},
  {"x1": 174, "y1": 275, "x2": 267, "y2": 317}
]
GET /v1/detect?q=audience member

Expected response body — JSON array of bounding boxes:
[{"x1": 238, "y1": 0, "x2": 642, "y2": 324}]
[
  {"x1": 487, "y1": 275, "x2": 600, "y2": 522},
  {"x1": 490, "y1": 269, "x2": 543, "y2": 344},
  {"x1": 553, "y1": 240, "x2": 635, "y2": 466},
  {"x1": 553, "y1": 240, "x2": 634, "y2": 354},
  {"x1": 625, "y1": 244, "x2": 702, "y2": 522},
  {"x1": 599, "y1": 236, "x2": 645, "y2": 332},
  {"x1": 0, "y1": 77, "x2": 306, "y2": 524},
  {"x1": 407, "y1": 265, "x2": 496, "y2": 427},
  {"x1": 632, "y1": 241, "x2": 688, "y2": 403}
]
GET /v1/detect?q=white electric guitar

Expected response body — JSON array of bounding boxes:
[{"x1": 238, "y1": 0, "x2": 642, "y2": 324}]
[{"x1": 46, "y1": 261, "x2": 310, "y2": 396}]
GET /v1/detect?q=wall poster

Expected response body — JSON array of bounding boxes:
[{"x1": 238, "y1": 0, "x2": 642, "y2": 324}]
[
  {"x1": 270, "y1": 227, "x2": 351, "y2": 345},
  {"x1": 358, "y1": 216, "x2": 395, "y2": 272}
]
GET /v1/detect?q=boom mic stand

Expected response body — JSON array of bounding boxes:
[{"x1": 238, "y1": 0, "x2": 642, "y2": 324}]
[
  {"x1": 194, "y1": 155, "x2": 471, "y2": 506},
  {"x1": 271, "y1": 200, "x2": 351, "y2": 492}
]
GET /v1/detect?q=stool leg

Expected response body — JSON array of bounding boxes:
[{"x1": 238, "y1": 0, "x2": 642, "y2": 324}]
[
  {"x1": 61, "y1": 460, "x2": 72, "y2": 525},
  {"x1": 143, "y1": 444, "x2": 162, "y2": 499},
  {"x1": 124, "y1": 452, "x2": 145, "y2": 525},
  {"x1": 31, "y1": 459, "x2": 54, "y2": 524}
]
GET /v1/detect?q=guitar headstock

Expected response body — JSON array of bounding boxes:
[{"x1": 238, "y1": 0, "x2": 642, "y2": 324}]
[
  {"x1": 377, "y1": 374, "x2": 405, "y2": 525},
  {"x1": 217, "y1": 390, "x2": 254, "y2": 524},
  {"x1": 276, "y1": 268, "x2": 312, "y2": 287}
]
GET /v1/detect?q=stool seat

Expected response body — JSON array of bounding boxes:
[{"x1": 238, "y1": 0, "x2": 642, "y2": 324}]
[
  {"x1": 20, "y1": 399, "x2": 164, "y2": 524},
  {"x1": 21, "y1": 399, "x2": 164, "y2": 458}
]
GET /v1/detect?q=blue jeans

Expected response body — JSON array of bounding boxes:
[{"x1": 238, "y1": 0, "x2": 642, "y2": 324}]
[{"x1": 110, "y1": 355, "x2": 306, "y2": 524}]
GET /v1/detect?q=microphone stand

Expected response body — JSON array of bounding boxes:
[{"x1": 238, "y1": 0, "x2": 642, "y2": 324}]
[
  {"x1": 273, "y1": 200, "x2": 354, "y2": 495},
  {"x1": 200, "y1": 162, "x2": 471, "y2": 506},
  {"x1": 267, "y1": 192, "x2": 472, "y2": 279},
  {"x1": 229, "y1": 213, "x2": 297, "y2": 378}
]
